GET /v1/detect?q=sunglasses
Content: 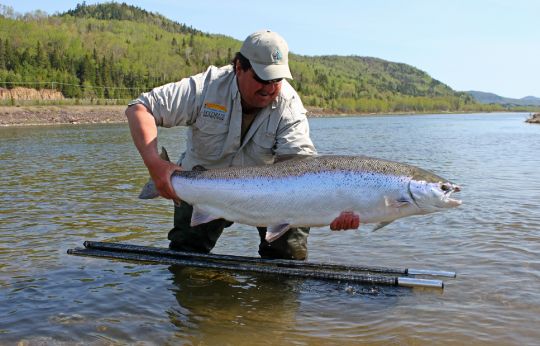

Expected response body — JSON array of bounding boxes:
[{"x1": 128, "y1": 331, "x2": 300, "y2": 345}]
[{"x1": 251, "y1": 69, "x2": 283, "y2": 85}]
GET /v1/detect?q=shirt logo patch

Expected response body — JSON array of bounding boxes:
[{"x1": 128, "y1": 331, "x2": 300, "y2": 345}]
[{"x1": 202, "y1": 102, "x2": 227, "y2": 121}]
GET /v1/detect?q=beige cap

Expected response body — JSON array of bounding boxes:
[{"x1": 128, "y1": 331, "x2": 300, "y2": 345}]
[{"x1": 240, "y1": 30, "x2": 293, "y2": 80}]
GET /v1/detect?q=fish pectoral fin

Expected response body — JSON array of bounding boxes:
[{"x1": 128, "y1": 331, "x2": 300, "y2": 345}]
[
  {"x1": 373, "y1": 221, "x2": 393, "y2": 232},
  {"x1": 384, "y1": 196, "x2": 411, "y2": 208},
  {"x1": 265, "y1": 224, "x2": 291, "y2": 243},
  {"x1": 190, "y1": 208, "x2": 219, "y2": 227}
]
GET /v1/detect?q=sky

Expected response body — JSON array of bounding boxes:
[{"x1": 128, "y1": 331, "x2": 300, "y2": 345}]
[{"x1": 2, "y1": 0, "x2": 539, "y2": 98}]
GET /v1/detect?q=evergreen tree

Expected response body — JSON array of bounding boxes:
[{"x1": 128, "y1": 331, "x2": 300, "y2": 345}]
[
  {"x1": 35, "y1": 41, "x2": 48, "y2": 68},
  {"x1": 0, "y1": 38, "x2": 5, "y2": 70}
]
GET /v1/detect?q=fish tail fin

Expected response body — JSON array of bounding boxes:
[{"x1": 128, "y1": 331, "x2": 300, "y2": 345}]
[
  {"x1": 138, "y1": 147, "x2": 170, "y2": 199},
  {"x1": 138, "y1": 180, "x2": 159, "y2": 199}
]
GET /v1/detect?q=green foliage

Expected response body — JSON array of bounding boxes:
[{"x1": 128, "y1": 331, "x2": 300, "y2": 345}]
[
  {"x1": 0, "y1": 2, "x2": 239, "y2": 99},
  {"x1": 63, "y1": 1, "x2": 201, "y2": 35},
  {"x1": 0, "y1": 1, "x2": 502, "y2": 113},
  {"x1": 287, "y1": 55, "x2": 481, "y2": 113}
]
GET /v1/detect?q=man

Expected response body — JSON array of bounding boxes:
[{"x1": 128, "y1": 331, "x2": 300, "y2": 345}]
[{"x1": 126, "y1": 30, "x2": 359, "y2": 260}]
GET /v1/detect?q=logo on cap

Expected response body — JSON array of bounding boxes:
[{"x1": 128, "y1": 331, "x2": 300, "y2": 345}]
[{"x1": 272, "y1": 49, "x2": 282, "y2": 63}]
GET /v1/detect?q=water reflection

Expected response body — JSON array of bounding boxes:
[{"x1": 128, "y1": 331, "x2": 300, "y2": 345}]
[
  {"x1": 165, "y1": 263, "x2": 416, "y2": 344},
  {"x1": 167, "y1": 265, "x2": 301, "y2": 341}
]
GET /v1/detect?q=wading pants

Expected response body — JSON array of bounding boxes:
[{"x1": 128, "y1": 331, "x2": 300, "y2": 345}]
[{"x1": 168, "y1": 201, "x2": 310, "y2": 260}]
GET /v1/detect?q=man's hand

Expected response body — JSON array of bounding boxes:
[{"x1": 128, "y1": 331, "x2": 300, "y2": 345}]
[
  {"x1": 126, "y1": 104, "x2": 182, "y2": 204},
  {"x1": 147, "y1": 159, "x2": 182, "y2": 204},
  {"x1": 330, "y1": 211, "x2": 360, "y2": 231}
]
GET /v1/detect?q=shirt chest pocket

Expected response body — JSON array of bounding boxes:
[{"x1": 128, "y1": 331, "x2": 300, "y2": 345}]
[
  {"x1": 246, "y1": 130, "x2": 276, "y2": 162},
  {"x1": 191, "y1": 117, "x2": 229, "y2": 159}
]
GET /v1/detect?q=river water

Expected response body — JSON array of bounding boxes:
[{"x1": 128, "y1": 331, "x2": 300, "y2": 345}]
[{"x1": 1, "y1": 113, "x2": 539, "y2": 345}]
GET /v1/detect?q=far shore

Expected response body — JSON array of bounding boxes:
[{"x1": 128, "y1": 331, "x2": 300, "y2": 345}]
[
  {"x1": 0, "y1": 105, "x2": 128, "y2": 127},
  {"x1": 0, "y1": 104, "x2": 534, "y2": 127},
  {"x1": 0, "y1": 104, "x2": 374, "y2": 127}
]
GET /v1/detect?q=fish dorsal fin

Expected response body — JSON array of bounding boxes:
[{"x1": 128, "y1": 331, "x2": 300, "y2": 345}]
[
  {"x1": 373, "y1": 221, "x2": 393, "y2": 232},
  {"x1": 266, "y1": 224, "x2": 291, "y2": 243},
  {"x1": 190, "y1": 207, "x2": 218, "y2": 227},
  {"x1": 160, "y1": 147, "x2": 171, "y2": 162}
]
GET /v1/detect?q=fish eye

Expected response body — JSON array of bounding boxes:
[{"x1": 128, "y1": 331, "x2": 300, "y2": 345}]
[{"x1": 440, "y1": 183, "x2": 451, "y2": 191}]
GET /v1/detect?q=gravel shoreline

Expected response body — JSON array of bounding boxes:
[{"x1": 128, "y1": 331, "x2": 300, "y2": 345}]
[
  {"x1": 5, "y1": 105, "x2": 524, "y2": 127},
  {"x1": 0, "y1": 105, "x2": 348, "y2": 127},
  {"x1": 0, "y1": 105, "x2": 128, "y2": 126}
]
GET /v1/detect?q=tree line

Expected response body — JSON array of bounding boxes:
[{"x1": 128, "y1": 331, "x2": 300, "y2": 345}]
[
  {"x1": 0, "y1": 37, "x2": 151, "y2": 99},
  {"x1": 0, "y1": 2, "x2": 525, "y2": 113}
]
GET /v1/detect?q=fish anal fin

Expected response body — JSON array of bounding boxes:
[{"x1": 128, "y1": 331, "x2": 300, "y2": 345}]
[
  {"x1": 190, "y1": 208, "x2": 218, "y2": 227},
  {"x1": 266, "y1": 224, "x2": 291, "y2": 243},
  {"x1": 373, "y1": 221, "x2": 393, "y2": 232}
]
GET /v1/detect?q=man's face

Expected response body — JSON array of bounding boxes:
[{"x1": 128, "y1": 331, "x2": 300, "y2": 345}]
[{"x1": 236, "y1": 63, "x2": 282, "y2": 112}]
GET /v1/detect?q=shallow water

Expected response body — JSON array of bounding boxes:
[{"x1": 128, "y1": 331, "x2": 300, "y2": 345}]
[{"x1": 1, "y1": 113, "x2": 539, "y2": 344}]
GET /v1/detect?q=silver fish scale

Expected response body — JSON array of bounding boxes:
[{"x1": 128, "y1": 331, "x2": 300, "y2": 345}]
[{"x1": 174, "y1": 155, "x2": 444, "y2": 182}]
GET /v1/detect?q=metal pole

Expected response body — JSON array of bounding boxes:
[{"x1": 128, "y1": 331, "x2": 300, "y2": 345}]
[
  {"x1": 68, "y1": 247, "x2": 443, "y2": 288},
  {"x1": 83, "y1": 241, "x2": 455, "y2": 278}
]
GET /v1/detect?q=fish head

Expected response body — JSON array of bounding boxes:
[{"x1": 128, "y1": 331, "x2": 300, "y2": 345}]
[{"x1": 409, "y1": 180, "x2": 462, "y2": 213}]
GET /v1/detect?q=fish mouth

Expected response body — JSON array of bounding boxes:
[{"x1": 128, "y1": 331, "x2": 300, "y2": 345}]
[{"x1": 442, "y1": 183, "x2": 462, "y2": 206}]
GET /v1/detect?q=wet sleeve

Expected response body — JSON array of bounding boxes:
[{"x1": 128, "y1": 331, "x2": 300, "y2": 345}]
[
  {"x1": 274, "y1": 96, "x2": 317, "y2": 157},
  {"x1": 128, "y1": 76, "x2": 200, "y2": 128}
]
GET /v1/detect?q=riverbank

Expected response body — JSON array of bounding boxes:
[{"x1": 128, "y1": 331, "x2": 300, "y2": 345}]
[
  {"x1": 0, "y1": 105, "x2": 352, "y2": 126},
  {"x1": 0, "y1": 104, "x2": 532, "y2": 127},
  {"x1": 0, "y1": 105, "x2": 128, "y2": 126}
]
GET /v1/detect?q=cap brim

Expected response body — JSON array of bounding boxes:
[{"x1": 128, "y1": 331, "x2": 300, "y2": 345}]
[{"x1": 251, "y1": 62, "x2": 293, "y2": 80}]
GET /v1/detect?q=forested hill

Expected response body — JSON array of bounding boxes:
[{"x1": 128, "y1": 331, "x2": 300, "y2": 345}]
[
  {"x1": 63, "y1": 2, "x2": 202, "y2": 35},
  {"x1": 0, "y1": 2, "x2": 488, "y2": 113}
]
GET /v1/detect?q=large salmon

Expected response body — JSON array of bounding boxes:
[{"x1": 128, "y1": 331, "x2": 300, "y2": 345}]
[{"x1": 140, "y1": 152, "x2": 461, "y2": 242}]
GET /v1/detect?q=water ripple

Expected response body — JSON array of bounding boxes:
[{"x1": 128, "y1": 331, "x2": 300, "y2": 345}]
[{"x1": 1, "y1": 115, "x2": 540, "y2": 344}]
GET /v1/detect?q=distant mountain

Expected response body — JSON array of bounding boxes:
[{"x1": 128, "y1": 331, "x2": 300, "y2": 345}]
[
  {"x1": 521, "y1": 96, "x2": 540, "y2": 105},
  {"x1": 467, "y1": 91, "x2": 540, "y2": 106}
]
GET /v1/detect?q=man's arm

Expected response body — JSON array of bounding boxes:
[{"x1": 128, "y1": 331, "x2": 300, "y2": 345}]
[{"x1": 125, "y1": 103, "x2": 181, "y2": 203}]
